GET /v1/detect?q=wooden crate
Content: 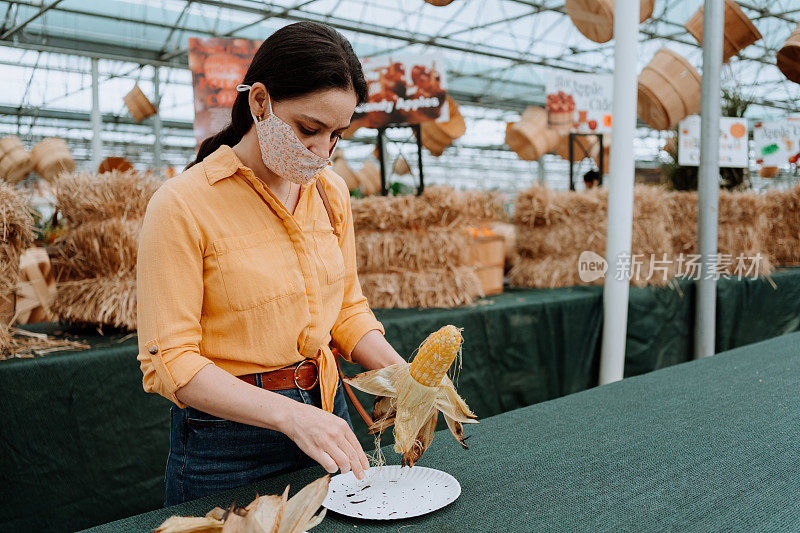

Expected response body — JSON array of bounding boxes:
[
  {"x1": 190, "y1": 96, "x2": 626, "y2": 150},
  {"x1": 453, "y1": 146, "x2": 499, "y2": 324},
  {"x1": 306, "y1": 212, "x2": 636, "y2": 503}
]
[{"x1": 468, "y1": 234, "x2": 505, "y2": 296}]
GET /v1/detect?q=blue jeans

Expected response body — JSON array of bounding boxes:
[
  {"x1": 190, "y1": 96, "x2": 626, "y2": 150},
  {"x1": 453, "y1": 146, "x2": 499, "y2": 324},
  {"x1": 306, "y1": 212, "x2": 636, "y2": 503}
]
[{"x1": 164, "y1": 379, "x2": 353, "y2": 506}]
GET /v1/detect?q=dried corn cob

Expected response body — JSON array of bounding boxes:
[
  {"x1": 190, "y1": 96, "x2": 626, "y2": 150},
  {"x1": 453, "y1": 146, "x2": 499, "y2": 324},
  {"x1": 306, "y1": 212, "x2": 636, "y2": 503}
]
[{"x1": 345, "y1": 324, "x2": 477, "y2": 467}]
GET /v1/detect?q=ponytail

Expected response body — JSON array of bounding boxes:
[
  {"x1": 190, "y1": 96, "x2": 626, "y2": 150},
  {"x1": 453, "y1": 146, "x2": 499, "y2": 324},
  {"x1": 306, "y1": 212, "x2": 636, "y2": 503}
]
[
  {"x1": 186, "y1": 93, "x2": 252, "y2": 169},
  {"x1": 186, "y1": 21, "x2": 367, "y2": 170}
]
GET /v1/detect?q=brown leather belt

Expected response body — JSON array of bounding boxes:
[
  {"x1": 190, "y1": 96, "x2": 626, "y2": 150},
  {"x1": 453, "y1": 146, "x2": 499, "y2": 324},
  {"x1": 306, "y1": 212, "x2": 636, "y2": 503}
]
[{"x1": 237, "y1": 359, "x2": 319, "y2": 391}]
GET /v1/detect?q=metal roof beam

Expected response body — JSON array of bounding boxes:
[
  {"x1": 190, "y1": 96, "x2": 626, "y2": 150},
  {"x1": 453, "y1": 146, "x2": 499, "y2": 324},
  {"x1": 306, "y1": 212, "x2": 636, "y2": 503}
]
[{"x1": 1, "y1": 0, "x2": 63, "y2": 40}]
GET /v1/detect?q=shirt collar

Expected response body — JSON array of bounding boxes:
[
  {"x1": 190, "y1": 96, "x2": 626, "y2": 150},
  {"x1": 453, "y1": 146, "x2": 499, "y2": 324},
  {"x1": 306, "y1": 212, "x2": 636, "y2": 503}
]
[{"x1": 203, "y1": 145, "x2": 248, "y2": 185}]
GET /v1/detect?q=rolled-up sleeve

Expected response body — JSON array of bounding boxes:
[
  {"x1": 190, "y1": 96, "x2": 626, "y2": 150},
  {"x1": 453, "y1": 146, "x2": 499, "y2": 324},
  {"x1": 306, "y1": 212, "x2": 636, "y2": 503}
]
[
  {"x1": 330, "y1": 190, "x2": 385, "y2": 361},
  {"x1": 136, "y1": 185, "x2": 214, "y2": 407}
]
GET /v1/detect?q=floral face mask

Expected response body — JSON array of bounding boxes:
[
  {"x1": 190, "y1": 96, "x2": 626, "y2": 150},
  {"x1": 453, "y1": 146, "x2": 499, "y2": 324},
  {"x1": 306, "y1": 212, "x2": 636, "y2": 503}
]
[{"x1": 236, "y1": 84, "x2": 335, "y2": 185}]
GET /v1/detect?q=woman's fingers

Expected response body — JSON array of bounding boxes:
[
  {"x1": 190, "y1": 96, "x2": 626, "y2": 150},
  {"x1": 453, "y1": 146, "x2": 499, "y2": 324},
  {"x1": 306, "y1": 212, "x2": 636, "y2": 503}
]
[
  {"x1": 343, "y1": 426, "x2": 370, "y2": 472},
  {"x1": 308, "y1": 448, "x2": 338, "y2": 474},
  {"x1": 338, "y1": 437, "x2": 366, "y2": 480}
]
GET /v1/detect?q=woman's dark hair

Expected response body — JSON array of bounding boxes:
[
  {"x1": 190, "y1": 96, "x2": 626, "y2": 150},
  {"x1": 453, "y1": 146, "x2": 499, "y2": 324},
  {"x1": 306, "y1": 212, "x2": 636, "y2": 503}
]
[{"x1": 188, "y1": 21, "x2": 367, "y2": 168}]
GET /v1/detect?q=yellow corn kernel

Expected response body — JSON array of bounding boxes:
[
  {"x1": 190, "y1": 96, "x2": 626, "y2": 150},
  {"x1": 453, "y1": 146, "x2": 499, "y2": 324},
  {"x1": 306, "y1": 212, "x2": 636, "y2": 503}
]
[{"x1": 409, "y1": 325, "x2": 463, "y2": 387}]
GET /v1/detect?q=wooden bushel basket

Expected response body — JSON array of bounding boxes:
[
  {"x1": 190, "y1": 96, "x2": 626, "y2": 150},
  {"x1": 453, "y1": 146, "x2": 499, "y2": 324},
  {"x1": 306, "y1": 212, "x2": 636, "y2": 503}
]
[
  {"x1": 505, "y1": 106, "x2": 560, "y2": 161},
  {"x1": 565, "y1": 0, "x2": 655, "y2": 43},
  {"x1": 393, "y1": 156, "x2": 411, "y2": 176},
  {"x1": 555, "y1": 134, "x2": 601, "y2": 162},
  {"x1": 332, "y1": 153, "x2": 359, "y2": 192},
  {"x1": 759, "y1": 166, "x2": 779, "y2": 178},
  {"x1": 0, "y1": 136, "x2": 34, "y2": 184},
  {"x1": 685, "y1": 0, "x2": 761, "y2": 63},
  {"x1": 419, "y1": 96, "x2": 466, "y2": 156},
  {"x1": 124, "y1": 84, "x2": 157, "y2": 123},
  {"x1": 98, "y1": 156, "x2": 134, "y2": 174},
  {"x1": 637, "y1": 48, "x2": 702, "y2": 131},
  {"x1": 30, "y1": 138, "x2": 75, "y2": 182},
  {"x1": 355, "y1": 161, "x2": 381, "y2": 196},
  {"x1": 777, "y1": 23, "x2": 800, "y2": 84}
]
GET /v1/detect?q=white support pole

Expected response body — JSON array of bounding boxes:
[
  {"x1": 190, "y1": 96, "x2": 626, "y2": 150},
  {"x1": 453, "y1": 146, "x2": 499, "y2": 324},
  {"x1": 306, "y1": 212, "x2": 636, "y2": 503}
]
[
  {"x1": 695, "y1": 0, "x2": 724, "y2": 359},
  {"x1": 153, "y1": 66, "x2": 162, "y2": 171},
  {"x1": 90, "y1": 57, "x2": 102, "y2": 169},
  {"x1": 537, "y1": 158, "x2": 545, "y2": 186},
  {"x1": 599, "y1": 0, "x2": 640, "y2": 385}
]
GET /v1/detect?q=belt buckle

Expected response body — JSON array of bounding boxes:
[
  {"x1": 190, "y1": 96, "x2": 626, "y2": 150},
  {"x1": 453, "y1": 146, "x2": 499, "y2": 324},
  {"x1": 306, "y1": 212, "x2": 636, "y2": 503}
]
[{"x1": 293, "y1": 359, "x2": 318, "y2": 390}]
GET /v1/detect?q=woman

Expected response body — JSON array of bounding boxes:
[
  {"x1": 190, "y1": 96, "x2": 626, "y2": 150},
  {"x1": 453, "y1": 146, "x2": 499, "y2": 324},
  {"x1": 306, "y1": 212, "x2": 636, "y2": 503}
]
[{"x1": 136, "y1": 21, "x2": 405, "y2": 506}]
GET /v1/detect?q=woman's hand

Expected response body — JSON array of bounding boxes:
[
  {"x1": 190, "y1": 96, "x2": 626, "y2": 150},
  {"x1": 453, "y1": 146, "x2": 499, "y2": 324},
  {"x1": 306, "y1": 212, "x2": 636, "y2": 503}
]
[{"x1": 282, "y1": 402, "x2": 370, "y2": 480}]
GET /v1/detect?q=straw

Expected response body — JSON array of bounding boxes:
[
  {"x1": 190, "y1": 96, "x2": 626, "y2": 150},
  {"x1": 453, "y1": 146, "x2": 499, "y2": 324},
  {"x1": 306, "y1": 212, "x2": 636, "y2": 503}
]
[
  {"x1": 355, "y1": 228, "x2": 471, "y2": 273},
  {"x1": 55, "y1": 169, "x2": 160, "y2": 223},
  {"x1": 360, "y1": 267, "x2": 482, "y2": 309},
  {"x1": 51, "y1": 275, "x2": 137, "y2": 330}
]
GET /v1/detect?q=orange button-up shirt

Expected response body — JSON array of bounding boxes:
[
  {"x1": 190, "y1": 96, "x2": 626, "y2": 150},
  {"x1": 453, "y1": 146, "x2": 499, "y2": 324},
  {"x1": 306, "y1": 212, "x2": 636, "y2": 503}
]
[{"x1": 136, "y1": 145, "x2": 384, "y2": 412}]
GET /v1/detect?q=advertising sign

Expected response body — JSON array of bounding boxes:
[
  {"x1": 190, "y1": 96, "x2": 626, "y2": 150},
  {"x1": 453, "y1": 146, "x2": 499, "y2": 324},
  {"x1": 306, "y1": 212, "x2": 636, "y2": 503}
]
[
  {"x1": 350, "y1": 54, "x2": 449, "y2": 130},
  {"x1": 188, "y1": 38, "x2": 261, "y2": 146},
  {"x1": 545, "y1": 71, "x2": 613, "y2": 133},
  {"x1": 677, "y1": 115, "x2": 748, "y2": 168},
  {"x1": 752, "y1": 118, "x2": 800, "y2": 166}
]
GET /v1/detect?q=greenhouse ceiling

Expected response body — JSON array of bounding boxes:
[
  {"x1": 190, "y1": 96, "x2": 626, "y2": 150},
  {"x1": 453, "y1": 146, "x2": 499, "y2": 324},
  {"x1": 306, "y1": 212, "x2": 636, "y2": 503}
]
[{"x1": 1, "y1": 0, "x2": 799, "y2": 189}]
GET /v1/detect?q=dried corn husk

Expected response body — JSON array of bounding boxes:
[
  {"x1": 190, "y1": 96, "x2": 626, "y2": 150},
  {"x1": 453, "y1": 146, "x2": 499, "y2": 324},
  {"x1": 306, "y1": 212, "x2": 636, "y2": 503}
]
[
  {"x1": 345, "y1": 326, "x2": 477, "y2": 467},
  {"x1": 156, "y1": 476, "x2": 329, "y2": 533}
]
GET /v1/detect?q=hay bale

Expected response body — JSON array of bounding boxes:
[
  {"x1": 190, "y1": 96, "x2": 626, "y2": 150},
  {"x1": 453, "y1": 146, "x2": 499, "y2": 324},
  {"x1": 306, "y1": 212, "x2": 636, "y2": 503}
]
[
  {"x1": 666, "y1": 190, "x2": 773, "y2": 275},
  {"x1": 52, "y1": 275, "x2": 137, "y2": 330},
  {"x1": 512, "y1": 185, "x2": 675, "y2": 288},
  {"x1": 762, "y1": 185, "x2": 800, "y2": 266},
  {"x1": 360, "y1": 267, "x2": 482, "y2": 309},
  {"x1": 0, "y1": 183, "x2": 34, "y2": 322},
  {"x1": 55, "y1": 169, "x2": 160, "y2": 223},
  {"x1": 355, "y1": 228, "x2": 470, "y2": 272},
  {"x1": 53, "y1": 218, "x2": 141, "y2": 280},
  {"x1": 352, "y1": 186, "x2": 503, "y2": 231}
]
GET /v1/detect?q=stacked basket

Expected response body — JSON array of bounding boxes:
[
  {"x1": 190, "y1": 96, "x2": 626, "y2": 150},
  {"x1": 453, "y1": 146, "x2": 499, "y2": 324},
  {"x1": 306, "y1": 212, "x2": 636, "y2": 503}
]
[
  {"x1": 0, "y1": 136, "x2": 34, "y2": 184},
  {"x1": 51, "y1": 170, "x2": 160, "y2": 330},
  {"x1": 352, "y1": 186, "x2": 502, "y2": 308}
]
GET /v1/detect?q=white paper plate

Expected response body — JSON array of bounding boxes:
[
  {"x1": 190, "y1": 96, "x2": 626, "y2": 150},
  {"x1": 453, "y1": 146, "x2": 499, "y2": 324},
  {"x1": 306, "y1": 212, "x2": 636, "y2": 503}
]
[{"x1": 323, "y1": 465, "x2": 461, "y2": 520}]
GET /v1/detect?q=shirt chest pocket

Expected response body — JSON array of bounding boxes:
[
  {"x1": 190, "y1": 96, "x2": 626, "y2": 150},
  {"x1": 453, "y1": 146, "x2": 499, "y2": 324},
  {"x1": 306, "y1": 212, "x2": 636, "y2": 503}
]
[
  {"x1": 213, "y1": 229, "x2": 296, "y2": 311},
  {"x1": 312, "y1": 218, "x2": 345, "y2": 285}
]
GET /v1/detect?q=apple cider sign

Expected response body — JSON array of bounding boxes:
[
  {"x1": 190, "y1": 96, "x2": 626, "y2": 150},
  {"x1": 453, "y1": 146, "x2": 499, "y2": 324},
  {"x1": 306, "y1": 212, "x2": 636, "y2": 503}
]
[
  {"x1": 188, "y1": 38, "x2": 262, "y2": 147},
  {"x1": 351, "y1": 54, "x2": 449, "y2": 130}
]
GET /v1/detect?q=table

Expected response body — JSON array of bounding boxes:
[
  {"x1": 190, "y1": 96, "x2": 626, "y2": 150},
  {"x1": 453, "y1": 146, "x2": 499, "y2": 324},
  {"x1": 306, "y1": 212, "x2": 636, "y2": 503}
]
[
  {"x1": 84, "y1": 331, "x2": 800, "y2": 532},
  {"x1": 2, "y1": 267, "x2": 799, "y2": 532}
]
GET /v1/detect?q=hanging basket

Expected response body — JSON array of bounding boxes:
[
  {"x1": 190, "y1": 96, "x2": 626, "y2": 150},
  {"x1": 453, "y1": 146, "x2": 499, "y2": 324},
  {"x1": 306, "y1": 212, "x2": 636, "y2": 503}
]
[
  {"x1": 332, "y1": 153, "x2": 359, "y2": 192},
  {"x1": 424, "y1": 0, "x2": 455, "y2": 5},
  {"x1": 419, "y1": 96, "x2": 466, "y2": 156},
  {"x1": 685, "y1": 0, "x2": 761, "y2": 63},
  {"x1": 555, "y1": 134, "x2": 601, "y2": 162},
  {"x1": 505, "y1": 106, "x2": 560, "y2": 161},
  {"x1": 637, "y1": 48, "x2": 702, "y2": 131},
  {"x1": 98, "y1": 156, "x2": 134, "y2": 174},
  {"x1": 777, "y1": 23, "x2": 800, "y2": 84},
  {"x1": 393, "y1": 156, "x2": 411, "y2": 176},
  {"x1": 124, "y1": 84, "x2": 157, "y2": 123},
  {"x1": 30, "y1": 138, "x2": 75, "y2": 182},
  {"x1": 0, "y1": 136, "x2": 34, "y2": 184},
  {"x1": 356, "y1": 161, "x2": 381, "y2": 196},
  {"x1": 759, "y1": 166, "x2": 779, "y2": 178},
  {"x1": 565, "y1": 0, "x2": 655, "y2": 43}
]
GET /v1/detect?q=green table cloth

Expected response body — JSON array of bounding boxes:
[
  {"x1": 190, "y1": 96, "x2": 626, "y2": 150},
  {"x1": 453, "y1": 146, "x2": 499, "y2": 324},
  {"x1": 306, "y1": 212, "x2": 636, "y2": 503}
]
[
  {"x1": 2, "y1": 267, "x2": 799, "y2": 532},
  {"x1": 84, "y1": 331, "x2": 800, "y2": 532}
]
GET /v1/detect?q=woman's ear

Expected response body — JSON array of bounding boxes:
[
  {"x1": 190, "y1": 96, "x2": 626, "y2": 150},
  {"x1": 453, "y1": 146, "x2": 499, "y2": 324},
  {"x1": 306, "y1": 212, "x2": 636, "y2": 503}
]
[{"x1": 248, "y1": 82, "x2": 269, "y2": 119}]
